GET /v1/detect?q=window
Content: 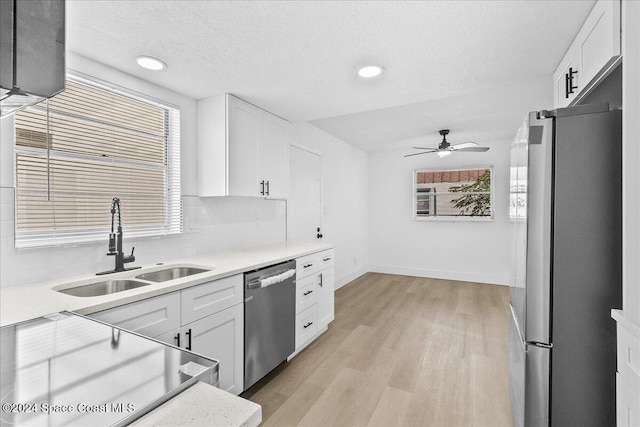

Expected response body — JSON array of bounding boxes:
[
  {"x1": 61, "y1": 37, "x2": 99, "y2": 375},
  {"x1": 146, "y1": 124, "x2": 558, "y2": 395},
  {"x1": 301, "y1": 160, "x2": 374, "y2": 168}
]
[
  {"x1": 14, "y1": 74, "x2": 181, "y2": 248},
  {"x1": 413, "y1": 167, "x2": 493, "y2": 220}
]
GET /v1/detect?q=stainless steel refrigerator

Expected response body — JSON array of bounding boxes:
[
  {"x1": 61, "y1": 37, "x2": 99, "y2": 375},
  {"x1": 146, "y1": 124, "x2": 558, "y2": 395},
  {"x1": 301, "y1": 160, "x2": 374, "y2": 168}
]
[{"x1": 508, "y1": 102, "x2": 622, "y2": 427}]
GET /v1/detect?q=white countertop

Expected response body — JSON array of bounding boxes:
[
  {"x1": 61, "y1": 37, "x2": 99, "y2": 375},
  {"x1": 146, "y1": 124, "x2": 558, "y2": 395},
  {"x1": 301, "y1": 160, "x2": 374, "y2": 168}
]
[
  {"x1": 1, "y1": 241, "x2": 332, "y2": 327},
  {"x1": 130, "y1": 382, "x2": 261, "y2": 427},
  {"x1": 611, "y1": 309, "x2": 640, "y2": 339}
]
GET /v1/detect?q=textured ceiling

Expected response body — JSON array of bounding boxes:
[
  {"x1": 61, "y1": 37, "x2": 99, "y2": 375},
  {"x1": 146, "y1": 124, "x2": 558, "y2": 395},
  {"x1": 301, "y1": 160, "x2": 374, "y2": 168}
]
[{"x1": 66, "y1": 0, "x2": 596, "y2": 152}]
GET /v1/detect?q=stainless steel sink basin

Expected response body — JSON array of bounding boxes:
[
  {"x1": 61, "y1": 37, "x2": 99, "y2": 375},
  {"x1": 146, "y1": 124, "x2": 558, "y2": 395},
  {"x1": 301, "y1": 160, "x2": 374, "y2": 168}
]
[
  {"x1": 135, "y1": 267, "x2": 210, "y2": 283},
  {"x1": 58, "y1": 279, "x2": 151, "y2": 297}
]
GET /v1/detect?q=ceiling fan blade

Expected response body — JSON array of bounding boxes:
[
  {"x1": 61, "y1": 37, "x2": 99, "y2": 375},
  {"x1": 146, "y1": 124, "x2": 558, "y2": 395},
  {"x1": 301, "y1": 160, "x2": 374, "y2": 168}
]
[
  {"x1": 412, "y1": 146, "x2": 438, "y2": 150},
  {"x1": 450, "y1": 142, "x2": 478, "y2": 150},
  {"x1": 404, "y1": 151, "x2": 437, "y2": 157},
  {"x1": 455, "y1": 146, "x2": 490, "y2": 152}
]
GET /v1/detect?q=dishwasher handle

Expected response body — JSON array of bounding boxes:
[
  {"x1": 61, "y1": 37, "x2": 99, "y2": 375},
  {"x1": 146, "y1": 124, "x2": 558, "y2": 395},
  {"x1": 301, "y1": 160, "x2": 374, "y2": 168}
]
[{"x1": 247, "y1": 269, "x2": 296, "y2": 289}]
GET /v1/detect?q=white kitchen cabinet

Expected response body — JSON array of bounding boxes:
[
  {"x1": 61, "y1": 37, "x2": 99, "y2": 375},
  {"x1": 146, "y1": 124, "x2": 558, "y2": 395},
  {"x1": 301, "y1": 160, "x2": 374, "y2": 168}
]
[
  {"x1": 617, "y1": 373, "x2": 640, "y2": 427},
  {"x1": 182, "y1": 303, "x2": 244, "y2": 395},
  {"x1": 553, "y1": 0, "x2": 621, "y2": 108},
  {"x1": 292, "y1": 249, "x2": 335, "y2": 354},
  {"x1": 87, "y1": 274, "x2": 245, "y2": 396},
  {"x1": 89, "y1": 292, "x2": 181, "y2": 338},
  {"x1": 613, "y1": 311, "x2": 640, "y2": 427},
  {"x1": 197, "y1": 93, "x2": 289, "y2": 198}
]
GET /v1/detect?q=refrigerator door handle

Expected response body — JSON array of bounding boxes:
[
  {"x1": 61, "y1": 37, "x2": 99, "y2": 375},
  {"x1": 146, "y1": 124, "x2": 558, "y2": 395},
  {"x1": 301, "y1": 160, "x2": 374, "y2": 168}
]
[{"x1": 527, "y1": 341, "x2": 553, "y2": 349}]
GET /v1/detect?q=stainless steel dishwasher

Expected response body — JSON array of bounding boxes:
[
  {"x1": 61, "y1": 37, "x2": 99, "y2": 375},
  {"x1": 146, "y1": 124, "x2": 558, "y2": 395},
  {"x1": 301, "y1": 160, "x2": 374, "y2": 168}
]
[{"x1": 244, "y1": 259, "x2": 296, "y2": 390}]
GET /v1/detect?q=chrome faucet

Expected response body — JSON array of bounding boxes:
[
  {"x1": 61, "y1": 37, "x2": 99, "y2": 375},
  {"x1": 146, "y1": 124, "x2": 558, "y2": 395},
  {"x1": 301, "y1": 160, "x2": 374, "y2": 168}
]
[{"x1": 97, "y1": 197, "x2": 140, "y2": 275}]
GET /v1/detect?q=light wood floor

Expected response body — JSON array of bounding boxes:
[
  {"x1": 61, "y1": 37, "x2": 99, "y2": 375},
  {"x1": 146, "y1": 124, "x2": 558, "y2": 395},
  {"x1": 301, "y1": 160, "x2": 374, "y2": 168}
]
[{"x1": 242, "y1": 273, "x2": 513, "y2": 427}]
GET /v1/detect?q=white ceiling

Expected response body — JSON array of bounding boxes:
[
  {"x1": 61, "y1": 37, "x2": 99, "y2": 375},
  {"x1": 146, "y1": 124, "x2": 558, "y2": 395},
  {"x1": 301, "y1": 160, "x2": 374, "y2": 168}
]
[{"x1": 66, "y1": 0, "x2": 596, "y2": 152}]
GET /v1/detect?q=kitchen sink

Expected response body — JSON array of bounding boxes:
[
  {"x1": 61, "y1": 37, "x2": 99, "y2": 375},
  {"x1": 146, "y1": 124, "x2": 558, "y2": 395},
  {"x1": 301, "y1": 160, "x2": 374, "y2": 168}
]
[
  {"x1": 135, "y1": 267, "x2": 210, "y2": 283},
  {"x1": 58, "y1": 279, "x2": 152, "y2": 297}
]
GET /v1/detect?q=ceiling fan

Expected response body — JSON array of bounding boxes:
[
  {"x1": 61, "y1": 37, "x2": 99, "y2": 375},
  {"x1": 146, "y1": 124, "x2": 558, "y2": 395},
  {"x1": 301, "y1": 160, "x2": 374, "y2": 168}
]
[{"x1": 405, "y1": 129, "x2": 490, "y2": 157}]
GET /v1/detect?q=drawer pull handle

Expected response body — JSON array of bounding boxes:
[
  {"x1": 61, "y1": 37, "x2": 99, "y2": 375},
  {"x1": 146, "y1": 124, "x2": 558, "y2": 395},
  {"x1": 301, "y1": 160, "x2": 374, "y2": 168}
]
[
  {"x1": 303, "y1": 290, "x2": 313, "y2": 296},
  {"x1": 174, "y1": 333, "x2": 180, "y2": 347},
  {"x1": 323, "y1": 257, "x2": 332, "y2": 261},
  {"x1": 186, "y1": 328, "x2": 192, "y2": 351},
  {"x1": 303, "y1": 322, "x2": 313, "y2": 329},
  {"x1": 303, "y1": 263, "x2": 313, "y2": 268},
  {"x1": 319, "y1": 273, "x2": 323, "y2": 287}
]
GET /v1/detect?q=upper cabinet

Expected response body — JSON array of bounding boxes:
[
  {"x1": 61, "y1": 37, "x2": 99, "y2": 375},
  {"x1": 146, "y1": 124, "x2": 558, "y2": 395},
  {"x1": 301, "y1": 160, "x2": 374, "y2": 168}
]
[
  {"x1": 197, "y1": 94, "x2": 289, "y2": 198},
  {"x1": 553, "y1": 0, "x2": 621, "y2": 108}
]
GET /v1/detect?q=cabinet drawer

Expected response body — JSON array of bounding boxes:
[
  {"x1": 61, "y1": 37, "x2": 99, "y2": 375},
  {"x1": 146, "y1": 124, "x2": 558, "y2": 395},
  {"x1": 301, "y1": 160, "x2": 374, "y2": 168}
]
[
  {"x1": 317, "y1": 249, "x2": 335, "y2": 271},
  {"x1": 296, "y1": 274, "x2": 318, "y2": 314},
  {"x1": 90, "y1": 292, "x2": 180, "y2": 338},
  {"x1": 617, "y1": 324, "x2": 640, "y2": 396},
  {"x1": 295, "y1": 305, "x2": 318, "y2": 349},
  {"x1": 181, "y1": 274, "x2": 243, "y2": 325}
]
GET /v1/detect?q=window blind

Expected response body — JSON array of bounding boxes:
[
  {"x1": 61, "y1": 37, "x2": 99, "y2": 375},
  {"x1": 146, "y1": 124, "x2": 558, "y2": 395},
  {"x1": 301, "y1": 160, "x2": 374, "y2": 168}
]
[{"x1": 14, "y1": 75, "x2": 182, "y2": 248}]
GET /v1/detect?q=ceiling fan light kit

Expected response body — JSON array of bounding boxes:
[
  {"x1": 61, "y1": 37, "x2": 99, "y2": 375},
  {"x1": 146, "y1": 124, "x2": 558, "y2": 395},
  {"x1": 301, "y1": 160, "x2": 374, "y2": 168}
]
[{"x1": 405, "y1": 129, "x2": 490, "y2": 157}]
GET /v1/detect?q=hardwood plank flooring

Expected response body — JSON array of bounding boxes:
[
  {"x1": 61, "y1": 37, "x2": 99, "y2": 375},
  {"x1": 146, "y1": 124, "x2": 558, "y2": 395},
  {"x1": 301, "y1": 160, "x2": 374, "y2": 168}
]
[{"x1": 242, "y1": 273, "x2": 513, "y2": 427}]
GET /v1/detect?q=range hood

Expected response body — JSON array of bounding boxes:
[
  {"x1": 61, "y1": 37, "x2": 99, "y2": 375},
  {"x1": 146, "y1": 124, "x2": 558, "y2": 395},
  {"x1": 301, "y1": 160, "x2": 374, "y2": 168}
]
[{"x1": 0, "y1": 0, "x2": 66, "y2": 117}]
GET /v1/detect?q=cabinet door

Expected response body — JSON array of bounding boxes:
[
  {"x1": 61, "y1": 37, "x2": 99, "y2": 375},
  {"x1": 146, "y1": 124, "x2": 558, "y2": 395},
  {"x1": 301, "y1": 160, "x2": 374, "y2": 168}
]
[
  {"x1": 578, "y1": 0, "x2": 620, "y2": 88},
  {"x1": 89, "y1": 292, "x2": 181, "y2": 338},
  {"x1": 258, "y1": 111, "x2": 289, "y2": 198},
  {"x1": 317, "y1": 268, "x2": 335, "y2": 330},
  {"x1": 617, "y1": 373, "x2": 640, "y2": 427},
  {"x1": 228, "y1": 95, "x2": 260, "y2": 197},
  {"x1": 183, "y1": 303, "x2": 244, "y2": 395}
]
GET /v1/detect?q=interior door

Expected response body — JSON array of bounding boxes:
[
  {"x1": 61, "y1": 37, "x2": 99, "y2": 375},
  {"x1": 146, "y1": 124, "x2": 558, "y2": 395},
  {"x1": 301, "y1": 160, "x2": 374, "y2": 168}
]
[{"x1": 288, "y1": 145, "x2": 321, "y2": 242}]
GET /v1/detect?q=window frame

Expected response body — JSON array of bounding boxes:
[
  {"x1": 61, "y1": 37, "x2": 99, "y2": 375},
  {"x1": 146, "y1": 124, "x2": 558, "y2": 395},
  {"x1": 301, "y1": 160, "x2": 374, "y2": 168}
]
[
  {"x1": 412, "y1": 165, "x2": 495, "y2": 222},
  {"x1": 13, "y1": 71, "x2": 182, "y2": 248}
]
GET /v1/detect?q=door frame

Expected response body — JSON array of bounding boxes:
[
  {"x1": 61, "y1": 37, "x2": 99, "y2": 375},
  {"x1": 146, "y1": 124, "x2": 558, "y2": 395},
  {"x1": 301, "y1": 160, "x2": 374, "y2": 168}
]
[{"x1": 287, "y1": 142, "x2": 323, "y2": 243}]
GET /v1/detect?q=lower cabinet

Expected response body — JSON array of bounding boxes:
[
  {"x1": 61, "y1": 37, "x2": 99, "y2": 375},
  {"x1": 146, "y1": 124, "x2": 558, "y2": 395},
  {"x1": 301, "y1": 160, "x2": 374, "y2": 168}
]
[
  {"x1": 293, "y1": 249, "x2": 335, "y2": 353},
  {"x1": 182, "y1": 304, "x2": 244, "y2": 395},
  {"x1": 88, "y1": 274, "x2": 245, "y2": 396},
  {"x1": 616, "y1": 373, "x2": 640, "y2": 427}
]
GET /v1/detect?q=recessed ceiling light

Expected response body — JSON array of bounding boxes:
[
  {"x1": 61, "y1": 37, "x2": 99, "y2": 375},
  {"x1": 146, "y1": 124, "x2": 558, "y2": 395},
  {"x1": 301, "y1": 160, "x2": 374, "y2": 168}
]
[
  {"x1": 135, "y1": 56, "x2": 167, "y2": 71},
  {"x1": 357, "y1": 65, "x2": 384, "y2": 78}
]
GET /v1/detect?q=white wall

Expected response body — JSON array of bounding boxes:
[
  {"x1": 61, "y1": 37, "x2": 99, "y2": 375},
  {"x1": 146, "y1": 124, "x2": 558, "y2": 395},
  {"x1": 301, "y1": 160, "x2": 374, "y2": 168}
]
[
  {"x1": 0, "y1": 53, "x2": 286, "y2": 288},
  {"x1": 368, "y1": 140, "x2": 511, "y2": 285},
  {"x1": 622, "y1": 0, "x2": 640, "y2": 313},
  {"x1": 289, "y1": 122, "x2": 369, "y2": 289}
]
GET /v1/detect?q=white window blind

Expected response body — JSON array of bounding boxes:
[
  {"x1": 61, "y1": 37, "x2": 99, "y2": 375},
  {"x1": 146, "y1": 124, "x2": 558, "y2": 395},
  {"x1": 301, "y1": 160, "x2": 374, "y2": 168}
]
[{"x1": 14, "y1": 75, "x2": 181, "y2": 248}]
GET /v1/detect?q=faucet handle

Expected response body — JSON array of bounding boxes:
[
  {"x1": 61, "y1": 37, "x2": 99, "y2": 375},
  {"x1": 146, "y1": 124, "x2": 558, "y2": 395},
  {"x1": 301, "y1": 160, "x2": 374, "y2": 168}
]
[{"x1": 124, "y1": 247, "x2": 136, "y2": 264}]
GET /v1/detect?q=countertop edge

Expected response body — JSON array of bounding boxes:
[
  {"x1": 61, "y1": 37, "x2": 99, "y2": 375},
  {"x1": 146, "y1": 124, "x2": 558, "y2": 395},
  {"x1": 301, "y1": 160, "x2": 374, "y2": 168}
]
[
  {"x1": 128, "y1": 382, "x2": 262, "y2": 427},
  {"x1": 611, "y1": 309, "x2": 640, "y2": 339}
]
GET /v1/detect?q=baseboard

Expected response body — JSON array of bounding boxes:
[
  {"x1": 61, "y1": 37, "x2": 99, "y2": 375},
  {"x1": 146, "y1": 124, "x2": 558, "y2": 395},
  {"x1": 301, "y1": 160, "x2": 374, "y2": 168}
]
[
  {"x1": 367, "y1": 264, "x2": 509, "y2": 286},
  {"x1": 335, "y1": 266, "x2": 369, "y2": 290}
]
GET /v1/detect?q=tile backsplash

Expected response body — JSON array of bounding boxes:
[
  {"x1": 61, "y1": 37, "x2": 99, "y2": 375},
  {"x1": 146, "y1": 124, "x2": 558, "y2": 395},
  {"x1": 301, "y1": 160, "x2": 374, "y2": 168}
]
[{"x1": 0, "y1": 189, "x2": 286, "y2": 288}]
